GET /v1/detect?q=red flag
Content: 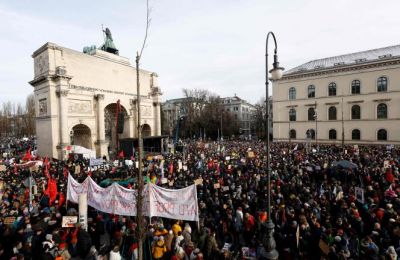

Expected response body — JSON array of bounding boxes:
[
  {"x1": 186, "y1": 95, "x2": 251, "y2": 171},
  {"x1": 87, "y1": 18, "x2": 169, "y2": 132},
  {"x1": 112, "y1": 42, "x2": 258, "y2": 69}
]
[
  {"x1": 43, "y1": 157, "x2": 50, "y2": 167},
  {"x1": 118, "y1": 150, "x2": 125, "y2": 158},
  {"x1": 46, "y1": 177, "x2": 58, "y2": 206},
  {"x1": 22, "y1": 148, "x2": 32, "y2": 161},
  {"x1": 63, "y1": 167, "x2": 69, "y2": 179},
  {"x1": 58, "y1": 192, "x2": 65, "y2": 208},
  {"x1": 169, "y1": 163, "x2": 174, "y2": 174}
]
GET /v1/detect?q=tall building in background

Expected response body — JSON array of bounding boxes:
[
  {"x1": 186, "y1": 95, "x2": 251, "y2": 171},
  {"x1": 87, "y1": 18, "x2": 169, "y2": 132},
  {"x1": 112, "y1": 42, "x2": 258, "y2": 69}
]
[{"x1": 273, "y1": 45, "x2": 400, "y2": 145}]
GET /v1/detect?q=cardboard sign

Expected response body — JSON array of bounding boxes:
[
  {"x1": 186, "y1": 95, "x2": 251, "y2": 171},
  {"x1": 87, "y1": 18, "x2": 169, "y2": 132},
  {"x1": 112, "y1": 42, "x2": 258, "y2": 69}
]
[
  {"x1": 62, "y1": 216, "x2": 78, "y2": 227},
  {"x1": 4, "y1": 217, "x2": 16, "y2": 225},
  {"x1": 247, "y1": 151, "x2": 255, "y2": 158},
  {"x1": 319, "y1": 239, "x2": 329, "y2": 255},
  {"x1": 75, "y1": 165, "x2": 81, "y2": 174},
  {"x1": 194, "y1": 178, "x2": 203, "y2": 185},
  {"x1": 384, "y1": 160, "x2": 390, "y2": 169}
]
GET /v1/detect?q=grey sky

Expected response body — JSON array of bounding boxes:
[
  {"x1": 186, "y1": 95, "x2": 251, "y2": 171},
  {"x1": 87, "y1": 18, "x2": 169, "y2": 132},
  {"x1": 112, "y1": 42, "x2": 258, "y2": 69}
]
[{"x1": 1, "y1": 0, "x2": 400, "y2": 105}]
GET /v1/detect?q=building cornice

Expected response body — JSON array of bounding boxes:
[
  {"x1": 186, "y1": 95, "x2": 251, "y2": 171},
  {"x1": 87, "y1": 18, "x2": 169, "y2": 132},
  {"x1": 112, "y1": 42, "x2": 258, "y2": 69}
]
[{"x1": 278, "y1": 58, "x2": 400, "y2": 81}]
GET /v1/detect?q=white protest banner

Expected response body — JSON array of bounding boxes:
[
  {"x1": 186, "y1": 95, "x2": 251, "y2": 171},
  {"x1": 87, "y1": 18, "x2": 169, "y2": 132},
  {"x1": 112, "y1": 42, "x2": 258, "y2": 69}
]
[
  {"x1": 148, "y1": 183, "x2": 199, "y2": 221},
  {"x1": 62, "y1": 216, "x2": 78, "y2": 228},
  {"x1": 90, "y1": 158, "x2": 104, "y2": 167},
  {"x1": 67, "y1": 174, "x2": 197, "y2": 221}
]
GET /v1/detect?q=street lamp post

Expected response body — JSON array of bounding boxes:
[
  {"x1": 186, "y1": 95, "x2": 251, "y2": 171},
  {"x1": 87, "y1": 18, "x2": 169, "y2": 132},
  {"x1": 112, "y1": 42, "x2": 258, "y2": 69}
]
[
  {"x1": 263, "y1": 31, "x2": 284, "y2": 260},
  {"x1": 314, "y1": 101, "x2": 318, "y2": 148}
]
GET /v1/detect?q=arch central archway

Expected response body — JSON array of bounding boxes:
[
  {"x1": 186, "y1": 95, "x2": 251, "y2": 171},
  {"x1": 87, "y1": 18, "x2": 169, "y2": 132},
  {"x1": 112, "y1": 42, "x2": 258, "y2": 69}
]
[
  {"x1": 71, "y1": 124, "x2": 92, "y2": 149},
  {"x1": 104, "y1": 103, "x2": 129, "y2": 154},
  {"x1": 142, "y1": 124, "x2": 151, "y2": 137}
]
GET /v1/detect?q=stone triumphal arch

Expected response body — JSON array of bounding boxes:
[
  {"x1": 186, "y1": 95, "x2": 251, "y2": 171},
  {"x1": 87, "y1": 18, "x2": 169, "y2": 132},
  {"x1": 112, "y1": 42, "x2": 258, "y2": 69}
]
[{"x1": 30, "y1": 42, "x2": 162, "y2": 159}]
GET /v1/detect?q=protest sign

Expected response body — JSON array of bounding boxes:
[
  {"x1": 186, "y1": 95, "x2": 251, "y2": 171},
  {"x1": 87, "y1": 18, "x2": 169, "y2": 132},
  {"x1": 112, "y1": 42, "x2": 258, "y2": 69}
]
[
  {"x1": 214, "y1": 183, "x2": 220, "y2": 189},
  {"x1": 4, "y1": 217, "x2": 16, "y2": 225},
  {"x1": 90, "y1": 158, "x2": 104, "y2": 167},
  {"x1": 161, "y1": 178, "x2": 168, "y2": 184},
  {"x1": 355, "y1": 187, "x2": 364, "y2": 203},
  {"x1": 62, "y1": 216, "x2": 78, "y2": 227},
  {"x1": 222, "y1": 186, "x2": 229, "y2": 192},
  {"x1": 319, "y1": 239, "x2": 329, "y2": 255},
  {"x1": 247, "y1": 151, "x2": 255, "y2": 158},
  {"x1": 75, "y1": 165, "x2": 81, "y2": 174},
  {"x1": 183, "y1": 165, "x2": 188, "y2": 171},
  {"x1": 194, "y1": 178, "x2": 203, "y2": 185},
  {"x1": 384, "y1": 160, "x2": 390, "y2": 169},
  {"x1": 0, "y1": 165, "x2": 6, "y2": 172}
]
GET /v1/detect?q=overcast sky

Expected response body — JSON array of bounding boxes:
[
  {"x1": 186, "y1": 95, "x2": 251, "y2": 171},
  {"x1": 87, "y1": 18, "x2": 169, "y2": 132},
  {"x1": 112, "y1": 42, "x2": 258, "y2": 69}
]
[{"x1": 1, "y1": 0, "x2": 400, "y2": 105}]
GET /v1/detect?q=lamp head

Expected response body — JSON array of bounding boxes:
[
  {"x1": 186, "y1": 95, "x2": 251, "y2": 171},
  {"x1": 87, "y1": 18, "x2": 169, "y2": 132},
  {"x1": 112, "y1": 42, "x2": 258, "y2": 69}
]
[{"x1": 269, "y1": 54, "x2": 284, "y2": 80}]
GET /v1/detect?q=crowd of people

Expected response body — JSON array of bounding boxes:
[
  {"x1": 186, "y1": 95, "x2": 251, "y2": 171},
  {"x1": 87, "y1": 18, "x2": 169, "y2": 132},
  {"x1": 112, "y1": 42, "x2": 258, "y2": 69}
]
[{"x1": 0, "y1": 137, "x2": 399, "y2": 260}]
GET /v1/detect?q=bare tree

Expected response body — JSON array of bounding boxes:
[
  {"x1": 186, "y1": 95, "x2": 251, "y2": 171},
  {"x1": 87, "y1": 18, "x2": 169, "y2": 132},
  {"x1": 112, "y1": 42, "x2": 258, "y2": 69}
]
[
  {"x1": 135, "y1": 1, "x2": 151, "y2": 259},
  {"x1": 24, "y1": 93, "x2": 36, "y2": 136}
]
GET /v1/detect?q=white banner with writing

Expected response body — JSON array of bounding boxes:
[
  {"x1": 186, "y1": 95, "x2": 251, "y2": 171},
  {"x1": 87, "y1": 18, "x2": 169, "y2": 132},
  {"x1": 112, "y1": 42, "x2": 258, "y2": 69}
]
[
  {"x1": 67, "y1": 174, "x2": 198, "y2": 221},
  {"x1": 149, "y1": 183, "x2": 199, "y2": 221}
]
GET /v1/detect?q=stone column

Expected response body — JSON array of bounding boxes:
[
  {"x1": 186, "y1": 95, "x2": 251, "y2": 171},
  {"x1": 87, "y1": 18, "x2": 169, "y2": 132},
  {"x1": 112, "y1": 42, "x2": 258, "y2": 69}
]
[
  {"x1": 59, "y1": 90, "x2": 69, "y2": 143},
  {"x1": 154, "y1": 102, "x2": 161, "y2": 136},
  {"x1": 95, "y1": 94, "x2": 107, "y2": 158},
  {"x1": 56, "y1": 89, "x2": 69, "y2": 159}
]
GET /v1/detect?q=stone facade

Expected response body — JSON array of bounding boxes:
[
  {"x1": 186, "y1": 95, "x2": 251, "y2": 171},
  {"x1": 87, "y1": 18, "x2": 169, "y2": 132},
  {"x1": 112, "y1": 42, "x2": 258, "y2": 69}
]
[
  {"x1": 272, "y1": 45, "x2": 400, "y2": 145},
  {"x1": 30, "y1": 42, "x2": 162, "y2": 159}
]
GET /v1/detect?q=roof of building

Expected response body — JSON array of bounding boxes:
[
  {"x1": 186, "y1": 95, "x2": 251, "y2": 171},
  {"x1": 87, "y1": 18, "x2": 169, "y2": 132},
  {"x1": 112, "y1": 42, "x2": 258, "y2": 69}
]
[{"x1": 284, "y1": 44, "x2": 400, "y2": 75}]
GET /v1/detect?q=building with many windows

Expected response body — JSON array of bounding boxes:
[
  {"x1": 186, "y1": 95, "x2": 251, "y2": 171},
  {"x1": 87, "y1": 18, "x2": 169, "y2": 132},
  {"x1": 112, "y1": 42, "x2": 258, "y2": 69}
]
[
  {"x1": 221, "y1": 95, "x2": 256, "y2": 138},
  {"x1": 273, "y1": 44, "x2": 400, "y2": 144}
]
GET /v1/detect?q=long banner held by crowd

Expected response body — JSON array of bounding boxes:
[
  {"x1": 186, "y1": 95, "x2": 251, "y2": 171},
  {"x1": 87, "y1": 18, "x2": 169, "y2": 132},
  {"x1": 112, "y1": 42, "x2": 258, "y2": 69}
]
[{"x1": 67, "y1": 174, "x2": 199, "y2": 221}]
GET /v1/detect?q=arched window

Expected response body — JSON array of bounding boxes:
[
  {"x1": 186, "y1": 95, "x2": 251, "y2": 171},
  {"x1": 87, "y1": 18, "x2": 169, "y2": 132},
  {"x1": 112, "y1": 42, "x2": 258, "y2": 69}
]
[
  {"x1": 329, "y1": 129, "x2": 337, "y2": 140},
  {"x1": 377, "y1": 103, "x2": 387, "y2": 119},
  {"x1": 308, "y1": 85, "x2": 315, "y2": 98},
  {"x1": 352, "y1": 129, "x2": 361, "y2": 140},
  {"x1": 289, "y1": 129, "x2": 296, "y2": 139},
  {"x1": 289, "y1": 108, "x2": 296, "y2": 121},
  {"x1": 328, "y1": 82, "x2": 336, "y2": 96},
  {"x1": 377, "y1": 129, "x2": 387, "y2": 141},
  {"x1": 289, "y1": 87, "x2": 296, "y2": 100},
  {"x1": 306, "y1": 129, "x2": 315, "y2": 139},
  {"x1": 377, "y1": 76, "x2": 387, "y2": 92},
  {"x1": 328, "y1": 106, "x2": 337, "y2": 120},
  {"x1": 351, "y1": 105, "x2": 361, "y2": 120},
  {"x1": 351, "y1": 80, "x2": 361, "y2": 94},
  {"x1": 308, "y1": 107, "x2": 316, "y2": 121}
]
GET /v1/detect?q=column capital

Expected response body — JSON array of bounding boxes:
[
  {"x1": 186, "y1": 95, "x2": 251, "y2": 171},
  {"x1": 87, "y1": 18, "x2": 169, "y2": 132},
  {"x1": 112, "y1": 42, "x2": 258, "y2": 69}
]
[
  {"x1": 56, "y1": 90, "x2": 69, "y2": 97},
  {"x1": 95, "y1": 94, "x2": 105, "y2": 101}
]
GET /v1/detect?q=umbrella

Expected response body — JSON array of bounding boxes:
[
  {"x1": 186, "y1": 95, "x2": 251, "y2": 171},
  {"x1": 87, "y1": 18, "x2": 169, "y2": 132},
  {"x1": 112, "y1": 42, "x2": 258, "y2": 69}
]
[{"x1": 332, "y1": 160, "x2": 358, "y2": 169}]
